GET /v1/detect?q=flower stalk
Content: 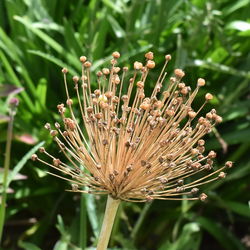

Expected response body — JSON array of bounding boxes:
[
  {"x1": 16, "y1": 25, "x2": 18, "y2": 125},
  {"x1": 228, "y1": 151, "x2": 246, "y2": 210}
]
[
  {"x1": 0, "y1": 98, "x2": 18, "y2": 243},
  {"x1": 97, "y1": 196, "x2": 120, "y2": 250}
]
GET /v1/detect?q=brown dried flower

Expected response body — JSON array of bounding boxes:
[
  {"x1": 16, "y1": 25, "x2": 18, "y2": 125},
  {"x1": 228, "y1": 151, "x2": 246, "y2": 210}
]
[{"x1": 32, "y1": 52, "x2": 232, "y2": 203}]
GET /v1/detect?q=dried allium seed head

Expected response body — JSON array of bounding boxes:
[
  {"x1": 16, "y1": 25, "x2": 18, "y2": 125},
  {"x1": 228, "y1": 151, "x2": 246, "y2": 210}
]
[{"x1": 34, "y1": 52, "x2": 231, "y2": 203}]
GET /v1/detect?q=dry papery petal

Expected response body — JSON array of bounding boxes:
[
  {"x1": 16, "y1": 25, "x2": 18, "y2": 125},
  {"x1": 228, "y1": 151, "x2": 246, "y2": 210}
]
[{"x1": 34, "y1": 51, "x2": 232, "y2": 203}]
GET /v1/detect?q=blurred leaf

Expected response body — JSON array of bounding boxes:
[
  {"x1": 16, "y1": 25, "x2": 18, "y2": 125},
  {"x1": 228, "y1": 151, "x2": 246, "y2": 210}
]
[
  {"x1": 28, "y1": 50, "x2": 78, "y2": 76},
  {"x1": 18, "y1": 241, "x2": 41, "y2": 250},
  {"x1": 85, "y1": 194, "x2": 99, "y2": 238},
  {"x1": 159, "y1": 222, "x2": 201, "y2": 250},
  {"x1": 196, "y1": 216, "x2": 245, "y2": 250},
  {"x1": 7, "y1": 141, "x2": 44, "y2": 187},
  {"x1": 0, "y1": 84, "x2": 24, "y2": 97},
  {"x1": 224, "y1": 200, "x2": 250, "y2": 218},
  {"x1": 227, "y1": 21, "x2": 250, "y2": 31}
]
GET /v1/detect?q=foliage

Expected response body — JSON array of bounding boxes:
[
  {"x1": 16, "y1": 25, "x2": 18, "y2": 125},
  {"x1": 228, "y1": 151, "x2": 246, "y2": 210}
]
[{"x1": 0, "y1": 0, "x2": 249, "y2": 249}]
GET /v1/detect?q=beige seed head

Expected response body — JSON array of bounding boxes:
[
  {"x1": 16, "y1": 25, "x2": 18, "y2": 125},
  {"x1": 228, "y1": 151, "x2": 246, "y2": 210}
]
[{"x1": 33, "y1": 52, "x2": 231, "y2": 203}]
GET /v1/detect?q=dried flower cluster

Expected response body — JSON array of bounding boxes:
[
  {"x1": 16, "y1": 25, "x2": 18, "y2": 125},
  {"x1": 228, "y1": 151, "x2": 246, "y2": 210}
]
[{"x1": 32, "y1": 52, "x2": 232, "y2": 202}]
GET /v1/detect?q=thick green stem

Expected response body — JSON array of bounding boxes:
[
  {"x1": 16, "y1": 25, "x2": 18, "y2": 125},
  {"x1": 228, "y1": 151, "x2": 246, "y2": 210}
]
[
  {"x1": 0, "y1": 112, "x2": 14, "y2": 243},
  {"x1": 96, "y1": 196, "x2": 120, "y2": 250}
]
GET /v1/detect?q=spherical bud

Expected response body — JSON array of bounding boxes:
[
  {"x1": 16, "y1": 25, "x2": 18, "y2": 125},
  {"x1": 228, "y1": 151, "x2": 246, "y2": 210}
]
[
  {"x1": 72, "y1": 76, "x2": 79, "y2": 83},
  {"x1": 114, "y1": 67, "x2": 121, "y2": 73},
  {"x1": 55, "y1": 122, "x2": 60, "y2": 129},
  {"x1": 174, "y1": 69, "x2": 185, "y2": 78},
  {"x1": 146, "y1": 60, "x2": 155, "y2": 69},
  {"x1": 136, "y1": 81, "x2": 144, "y2": 89},
  {"x1": 165, "y1": 54, "x2": 171, "y2": 61},
  {"x1": 44, "y1": 123, "x2": 51, "y2": 130},
  {"x1": 208, "y1": 150, "x2": 217, "y2": 158},
  {"x1": 145, "y1": 51, "x2": 154, "y2": 60},
  {"x1": 205, "y1": 93, "x2": 213, "y2": 101},
  {"x1": 84, "y1": 61, "x2": 91, "y2": 68},
  {"x1": 62, "y1": 68, "x2": 68, "y2": 74},
  {"x1": 121, "y1": 95, "x2": 128, "y2": 102},
  {"x1": 140, "y1": 103, "x2": 150, "y2": 111},
  {"x1": 178, "y1": 83, "x2": 185, "y2": 89},
  {"x1": 94, "y1": 89, "x2": 101, "y2": 96},
  {"x1": 86, "y1": 106, "x2": 93, "y2": 113},
  {"x1": 102, "y1": 68, "x2": 110, "y2": 75},
  {"x1": 113, "y1": 75, "x2": 120, "y2": 84},
  {"x1": 112, "y1": 96, "x2": 119, "y2": 103},
  {"x1": 191, "y1": 188, "x2": 199, "y2": 194},
  {"x1": 218, "y1": 171, "x2": 226, "y2": 179},
  {"x1": 66, "y1": 99, "x2": 73, "y2": 106},
  {"x1": 160, "y1": 178, "x2": 168, "y2": 184},
  {"x1": 134, "y1": 61, "x2": 143, "y2": 70},
  {"x1": 181, "y1": 87, "x2": 188, "y2": 95},
  {"x1": 110, "y1": 59, "x2": 117, "y2": 65},
  {"x1": 138, "y1": 92, "x2": 145, "y2": 99},
  {"x1": 123, "y1": 66, "x2": 128, "y2": 72},
  {"x1": 80, "y1": 56, "x2": 87, "y2": 63},
  {"x1": 53, "y1": 158, "x2": 61, "y2": 167},
  {"x1": 95, "y1": 113, "x2": 103, "y2": 119},
  {"x1": 31, "y1": 154, "x2": 38, "y2": 161},
  {"x1": 198, "y1": 139, "x2": 205, "y2": 146},
  {"x1": 63, "y1": 131, "x2": 68, "y2": 137},
  {"x1": 191, "y1": 148, "x2": 199, "y2": 155},
  {"x1": 163, "y1": 91, "x2": 170, "y2": 98},
  {"x1": 39, "y1": 147, "x2": 45, "y2": 153},
  {"x1": 50, "y1": 130, "x2": 58, "y2": 137},
  {"x1": 166, "y1": 109, "x2": 175, "y2": 117},
  {"x1": 206, "y1": 112, "x2": 213, "y2": 119},
  {"x1": 96, "y1": 71, "x2": 103, "y2": 77},
  {"x1": 154, "y1": 101, "x2": 163, "y2": 109},
  {"x1": 98, "y1": 94, "x2": 108, "y2": 103},
  {"x1": 225, "y1": 161, "x2": 233, "y2": 168},
  {"x1": 188, "y1": 111, "x2": 197, "y2": 119},
  {"x1": 197, "y1": 78, "x2": 206, "y2": 87},
  {"x1": 100, "y1": 102, "x2": 109, "y2": 109},
  {"x1": 112, "y1": 51, "x2": 120, "y2": 58},
  {"x1": 105, "y1": 91, "x2": 113, "y2": 99},
  {"x1": 65, "y1": 119, "x2": 76, "y2": 130},
  {"x1": 199, "y1": 193, "x2": 207, "y2": 201},
  {"x1": 215, "y1": 115, "x2": 223, "y2": 123}
]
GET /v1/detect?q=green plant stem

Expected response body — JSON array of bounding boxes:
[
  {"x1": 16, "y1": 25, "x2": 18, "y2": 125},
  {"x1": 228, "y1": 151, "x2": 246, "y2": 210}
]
[
  {"x1": 131, "y1": 202, "x2": 151, "y2": 240},
  {"x1": 0, "y1": 111, "x2": 14, "y2": 243},
  {"x1": 96, "y1": 196, "x2": 120, "y2": 250},
  {"x1": 79, "y1": 194, "x2": 87, "y2": 249}
]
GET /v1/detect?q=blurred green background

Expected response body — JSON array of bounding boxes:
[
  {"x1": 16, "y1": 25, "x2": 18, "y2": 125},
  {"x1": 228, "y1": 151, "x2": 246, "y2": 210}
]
[{"x1": 0, "y1": 0, "x2": 250, "y2": 249}]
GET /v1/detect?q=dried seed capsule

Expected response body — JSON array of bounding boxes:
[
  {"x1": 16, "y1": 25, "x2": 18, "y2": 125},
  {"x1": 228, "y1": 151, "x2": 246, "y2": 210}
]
[
  {"x1": 197, "y1": 78, "x2": 205, "y2": 86},
  {"x1": 112, "y1": 51, "x2": 120, "y2": 58},
  {"x1": 31, "y1": 154, "x2": 38, "y2": 161}
]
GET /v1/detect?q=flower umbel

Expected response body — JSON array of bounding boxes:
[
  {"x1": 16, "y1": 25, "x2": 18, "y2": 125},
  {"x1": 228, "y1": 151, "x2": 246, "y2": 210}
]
[{"x1": 32, "y1": 52, "x2": 232, "y2": 203}]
